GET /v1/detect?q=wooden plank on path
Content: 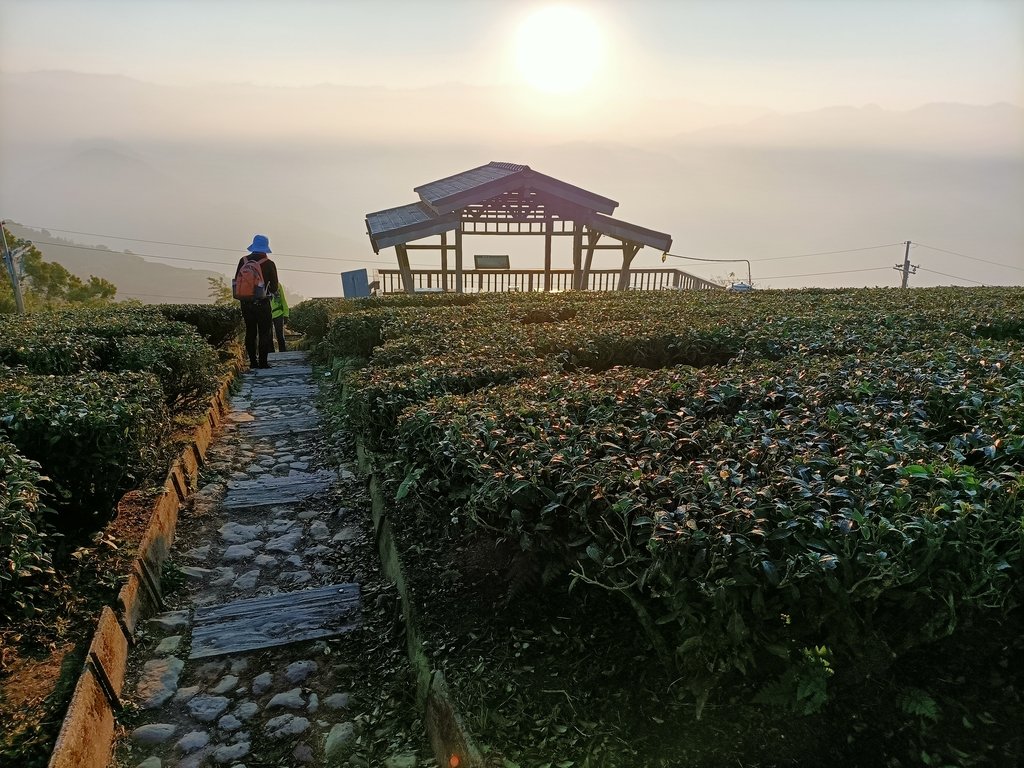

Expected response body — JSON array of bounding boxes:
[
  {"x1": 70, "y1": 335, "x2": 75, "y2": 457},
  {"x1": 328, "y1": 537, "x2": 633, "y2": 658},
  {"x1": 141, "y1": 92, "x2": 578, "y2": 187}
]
[
  {"x1": 222, "y1": 471, "x2": 335, "y2": 508},
  {"x1": 249, "y1": 365, "x2": 311, "y2": 378},
  {"x1": 189, "y1": 583, "x2": 361, "y2": 659},
  {"x1": 249, "y1": 384, "x2": 319, "y2": 400},
  {"x1": 240, "y1": 415, "x2": 320, "y2": 436}
]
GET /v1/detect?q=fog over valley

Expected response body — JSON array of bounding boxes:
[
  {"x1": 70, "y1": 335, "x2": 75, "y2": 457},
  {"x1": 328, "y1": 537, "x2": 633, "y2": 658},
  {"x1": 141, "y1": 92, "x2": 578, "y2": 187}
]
[{"x1": 1, "y1": 9, "x2": 1021, "y2": 299}]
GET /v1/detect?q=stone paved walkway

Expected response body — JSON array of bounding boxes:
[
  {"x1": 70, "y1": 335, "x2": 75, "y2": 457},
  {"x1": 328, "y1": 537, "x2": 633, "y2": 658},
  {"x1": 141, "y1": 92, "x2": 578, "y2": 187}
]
[{"x1": 112, "y1": 351, "x2": 419, "y2": 768}]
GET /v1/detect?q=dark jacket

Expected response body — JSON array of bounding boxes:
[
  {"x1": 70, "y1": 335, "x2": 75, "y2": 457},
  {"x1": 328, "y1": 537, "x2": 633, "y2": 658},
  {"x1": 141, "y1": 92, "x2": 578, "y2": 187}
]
[{"x1": 235, "y1": 252, "x2": 279, "y2": 298}]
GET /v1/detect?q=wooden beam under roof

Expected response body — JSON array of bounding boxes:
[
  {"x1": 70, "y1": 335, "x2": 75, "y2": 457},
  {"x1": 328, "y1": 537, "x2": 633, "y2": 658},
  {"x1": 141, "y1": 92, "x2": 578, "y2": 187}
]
[{"x1": 587, "y1": 212, "x2": 673, "y2": 253}]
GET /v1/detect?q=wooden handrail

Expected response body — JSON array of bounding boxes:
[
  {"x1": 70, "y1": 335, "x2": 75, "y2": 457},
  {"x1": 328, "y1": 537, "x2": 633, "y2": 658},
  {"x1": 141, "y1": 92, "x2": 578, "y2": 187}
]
[{"x1": 375, "y1": 268, "x2": 721, "y2": 294}]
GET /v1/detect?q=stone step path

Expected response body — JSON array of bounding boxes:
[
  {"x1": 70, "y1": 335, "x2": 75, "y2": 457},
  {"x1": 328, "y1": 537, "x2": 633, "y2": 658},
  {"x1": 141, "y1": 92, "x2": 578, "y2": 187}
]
[{"x1": 113, "y1": 351, "x2": 405, "y2": 768}]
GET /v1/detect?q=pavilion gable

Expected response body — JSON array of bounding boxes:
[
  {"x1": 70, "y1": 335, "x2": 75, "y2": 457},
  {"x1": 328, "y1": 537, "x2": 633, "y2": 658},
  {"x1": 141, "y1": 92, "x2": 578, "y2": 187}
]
[
  {"x1": 364, "y1": 161, "x2": 708, "y2": 294},
  {"x1": 414, "y1": 162, "x2": 618, "y2": 216}
]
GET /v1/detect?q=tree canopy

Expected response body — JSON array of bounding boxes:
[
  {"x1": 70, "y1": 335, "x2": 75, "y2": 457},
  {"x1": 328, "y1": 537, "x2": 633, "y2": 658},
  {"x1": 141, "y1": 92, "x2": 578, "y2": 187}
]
[{"x1": 1, "y1": 226, "x2": 117, "y2": 313}]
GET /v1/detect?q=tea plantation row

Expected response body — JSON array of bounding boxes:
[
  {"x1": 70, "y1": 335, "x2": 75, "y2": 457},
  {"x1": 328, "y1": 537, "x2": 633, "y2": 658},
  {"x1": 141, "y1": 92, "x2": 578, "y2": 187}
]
[
  {"x1": 303, "y1": 287, "x2": 1023, "y2": 706},
  {"x1": 0, "y1": 305, "x2": 240, "y2": 619}
]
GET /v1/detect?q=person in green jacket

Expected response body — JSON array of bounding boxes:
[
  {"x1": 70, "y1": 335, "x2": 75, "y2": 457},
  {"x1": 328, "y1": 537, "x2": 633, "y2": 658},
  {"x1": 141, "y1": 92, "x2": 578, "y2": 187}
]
[{"x1": 270, "y1": 284, "x2": 289, "y2": 353}]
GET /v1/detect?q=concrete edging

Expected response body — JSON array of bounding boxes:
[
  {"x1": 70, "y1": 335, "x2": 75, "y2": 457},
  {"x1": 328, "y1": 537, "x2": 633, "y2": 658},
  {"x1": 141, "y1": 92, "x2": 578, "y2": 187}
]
[
  {"x1": 47, "y1": 373, "x2": 235, "y2": 768},
  {"x1": 358, "y1": 445, "x2": 487, "y2": 768}
]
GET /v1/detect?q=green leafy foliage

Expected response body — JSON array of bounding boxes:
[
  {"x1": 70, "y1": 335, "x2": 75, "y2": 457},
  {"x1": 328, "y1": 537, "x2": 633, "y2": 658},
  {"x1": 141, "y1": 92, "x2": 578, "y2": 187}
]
[
  {"x1": 292, "y1": 293, "x2": 481, "y2": 359},
  {"x1": 323, "y1": 287, "x2": 1024, "y2": 712},
  {"x1": 0, "y1": 436, "x2": 55, "y2": 617},
  {"x1": 0, "y1": 306, "x2": 223, "y2": 403},
  {"x1": 0, "y1": 370, "x2": 169, "y2": 530},
  {"x1": 753, "y1": 645, "x2": 834, "y2": 715},
  {"x1": 0, "y1": 226, "x2": 117, "y2": 312},
  {"x1": 900, "y1": 688, "x2": 941, "y2": 722},
  {"x1": 102, "y1": 333, "x2": 219, "y2": 405},
  {"x1": 156, "y1": 303, "x2": 243, "y2": 347}
]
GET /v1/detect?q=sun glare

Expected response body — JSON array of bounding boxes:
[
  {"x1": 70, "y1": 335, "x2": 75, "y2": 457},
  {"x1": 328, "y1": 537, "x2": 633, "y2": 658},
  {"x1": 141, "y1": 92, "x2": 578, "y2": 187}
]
[{"x1": 515, "y1": 5, "x2": 603, "y2": 95}]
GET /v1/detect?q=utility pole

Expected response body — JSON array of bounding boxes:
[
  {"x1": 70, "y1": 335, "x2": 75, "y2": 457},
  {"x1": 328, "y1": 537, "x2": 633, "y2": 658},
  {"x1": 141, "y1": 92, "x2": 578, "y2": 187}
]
[
  {"x1": 0, "y1": 220, "x2": 27, "y2": 314},
  {"x1": 893, "y1": 240, "x2": 918, "y2": 289}
]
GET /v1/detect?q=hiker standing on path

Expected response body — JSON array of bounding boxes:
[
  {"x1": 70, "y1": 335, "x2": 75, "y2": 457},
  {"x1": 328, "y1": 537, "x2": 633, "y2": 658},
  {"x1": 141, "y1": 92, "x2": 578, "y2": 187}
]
[
  {"x1": 271, "y1": 283, "x2": 289, "y2": 353},
  {"x1": 234, "y1": 234, "x2": 279, "y2": 369}
]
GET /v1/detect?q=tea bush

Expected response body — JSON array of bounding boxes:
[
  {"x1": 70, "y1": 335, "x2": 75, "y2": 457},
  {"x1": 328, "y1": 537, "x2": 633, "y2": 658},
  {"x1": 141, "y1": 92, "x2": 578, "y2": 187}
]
[
  {"x1": 157, "y1": 304, "x2": 243, "y2": 347},
  {"x1": 102, "y1": 333, "x2": 219, "y2": 405},
  {"x1": 323, "y1": 287, "x2": 1024, "y2": 704},
  {"x1": 394, "y1": 340, "x2": 1023, "y2": 696},
  {"x1": 0, "y1": 436, "x2": 54, "y2": 617},
  {"x1": 0, "y1": 370, "x2": 169, "y2": 529},
  {"x1": 0, "y1": 306, "x2": 225, "y2": 403}
]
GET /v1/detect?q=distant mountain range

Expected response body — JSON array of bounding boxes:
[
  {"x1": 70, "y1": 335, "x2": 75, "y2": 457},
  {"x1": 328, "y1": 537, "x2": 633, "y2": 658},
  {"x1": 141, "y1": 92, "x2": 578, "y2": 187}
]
[
  {"x1": 6, "y1": 223, "x2": 224, "y2": 304},
  {"x1": 0, "y1": 70, "x2": 1020, "y2": 292}
]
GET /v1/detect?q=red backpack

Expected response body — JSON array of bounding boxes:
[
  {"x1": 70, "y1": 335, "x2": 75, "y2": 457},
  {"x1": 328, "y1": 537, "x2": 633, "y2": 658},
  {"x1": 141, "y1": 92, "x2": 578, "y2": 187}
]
[{"x1": 233, "y1": 256, "x2": 269, "y2": 300}]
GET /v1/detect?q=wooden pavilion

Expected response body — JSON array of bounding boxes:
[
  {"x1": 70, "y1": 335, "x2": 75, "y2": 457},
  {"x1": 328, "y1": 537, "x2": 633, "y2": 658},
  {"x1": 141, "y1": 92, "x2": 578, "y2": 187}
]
[{"x1": 365, "y1": 162, "x2": 719, "y2": 294}]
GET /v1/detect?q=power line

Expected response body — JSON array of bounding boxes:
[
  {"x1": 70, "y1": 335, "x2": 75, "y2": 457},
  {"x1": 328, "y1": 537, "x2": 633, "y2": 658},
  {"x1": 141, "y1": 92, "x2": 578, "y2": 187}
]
[
  {"x1": 29, "y1": 239, "x2": 341, "y2": 275},
  {"x1": 16, "y1": 224, "x2": 344, "y2": 263},
  {"x1": 27, "y1": 238, "x2": 436, "y2": 275},
  {"x1": 753, "y1": 242, "x2": 904, "y2": 263},
  {"x1": 661, "y1": 251, "x2": 751, "y2": 284},
  {"x1": 916, "y1": 267, "x2": 986, "y2": 286},
  {"x1": 120, "y1": 291, "x2": 212, "y2": 301},
  {"x1": 912, "y1": 242, "x2": 1024, "y2": 274},
  {"x1": 10, "y1": 222, "x2": 432, "y2": 268},
  {"x1": 757, "y1": 267, "x2": 893, "y2": 281}
]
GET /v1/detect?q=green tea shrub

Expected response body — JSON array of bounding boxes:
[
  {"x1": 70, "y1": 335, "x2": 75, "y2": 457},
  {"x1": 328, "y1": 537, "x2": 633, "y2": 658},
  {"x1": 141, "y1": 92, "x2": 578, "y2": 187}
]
[
  {"x1": 288, "y1": 298, "x2": 347, "y2": 342},
  {"x1": 393, "y1": 341, "x2": 1024, "y2": 699},
  {"x1": 0, "y1": 333, "x2": 106, "y2": 374},
  {"x1": 102, "y1": 333, "x2": 219, "y2": 405},
  {"x1": 0, "y1": 436, "x2": 54, "y2": 618},
  {"x1": 0, "y1": 370, "x2": 168, "y2": 529},
  {"x1": 294, "y1": 293, "x2": 483, "y2": 351},
  {"x1": 157, "y1": 304, "x2": 243, "y2": 347},
  {"x1": 47, "y1": 306, "x2": 194, "y2": 338}
]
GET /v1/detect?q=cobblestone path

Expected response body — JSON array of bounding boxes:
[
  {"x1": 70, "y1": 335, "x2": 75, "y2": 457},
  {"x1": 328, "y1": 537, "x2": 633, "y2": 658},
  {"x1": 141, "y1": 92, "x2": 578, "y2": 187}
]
[{"x1": 112, "y1": 351, "x2": 422, "y2": 768}]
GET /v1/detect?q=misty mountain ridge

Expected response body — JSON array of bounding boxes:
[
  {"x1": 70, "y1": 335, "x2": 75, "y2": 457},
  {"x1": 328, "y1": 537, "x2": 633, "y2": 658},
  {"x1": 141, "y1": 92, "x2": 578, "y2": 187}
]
[
  {"x1": 6, "y1": 223, "x2": 224, "y2": 304},
  {"x1": 3, "y1": 70, "x2": 1020, "y2": 152},
  {"x1": 1, "y1": 70, "x2": 1020, "y2": 293},
  {"x1": 673, "y1": 102, "x2": 1023, "y2": 155}
]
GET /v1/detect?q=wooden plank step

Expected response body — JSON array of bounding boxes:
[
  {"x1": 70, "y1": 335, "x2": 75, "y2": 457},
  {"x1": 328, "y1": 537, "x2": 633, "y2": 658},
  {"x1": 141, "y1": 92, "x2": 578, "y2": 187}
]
[
  {"x1": 240, "y1": 415, "x2": 320, "y2": 436},
  {"x1": 222, "y1": 471, "x2": 335, "y2": 509},
  {"x1": 246, "y1": 384, "x2": 319, "y2": 400},
  {"x1": 189, "y1": 583, "x2": 361, "y2": 659},
  {"x1": 248, "y1": 365, "x2": 312, "y2": 378}
]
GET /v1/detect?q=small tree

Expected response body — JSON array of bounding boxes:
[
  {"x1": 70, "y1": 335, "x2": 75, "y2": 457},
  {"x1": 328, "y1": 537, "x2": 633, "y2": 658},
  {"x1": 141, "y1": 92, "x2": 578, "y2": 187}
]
[
  {"x1": 207, "y1": 275, "x2": 234, "y2": 306},
  {"x1": 1, "y1": 226, "x2": 117, "y2": 312}
]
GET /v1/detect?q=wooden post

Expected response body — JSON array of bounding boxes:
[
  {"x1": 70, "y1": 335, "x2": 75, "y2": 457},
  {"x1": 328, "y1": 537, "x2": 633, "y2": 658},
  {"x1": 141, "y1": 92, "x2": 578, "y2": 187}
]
[
  {"x1": 617, "y1": 243, "x2": 641, "y2": 291},
  {"x1": 543, "y1": 217, "x2": 553, "y2": 292},
  {"x1": 440, "y1": 232, "x2": 449, "y2": 292},
  {"x1": 454, "y1": 226, "x2": 464, "y2": 294},
  {"x1": 571, "y1": 222, "x2": 583, "y2": 290},
  {"x1": 396, "y1": 244, "x2": 416, "y2": 295},
  {"x1": 581, "y1": 229, "x2": 600, "y2": 291}
]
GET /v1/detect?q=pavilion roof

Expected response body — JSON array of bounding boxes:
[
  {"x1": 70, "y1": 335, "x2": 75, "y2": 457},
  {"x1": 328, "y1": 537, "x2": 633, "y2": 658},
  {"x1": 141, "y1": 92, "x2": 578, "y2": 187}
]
[
  {"x1": 365, "y1": 202, "x2": 458, "y2": 252},
  {"x1": 365, "y1": 161, "x2": 670, "y2": 253}
]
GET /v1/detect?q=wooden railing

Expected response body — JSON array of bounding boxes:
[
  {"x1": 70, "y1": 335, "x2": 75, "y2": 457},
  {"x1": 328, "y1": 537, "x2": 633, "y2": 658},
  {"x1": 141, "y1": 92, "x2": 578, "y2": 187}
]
[{"x1": 376, "y1": 268, "x2": 721, "y2": 294}]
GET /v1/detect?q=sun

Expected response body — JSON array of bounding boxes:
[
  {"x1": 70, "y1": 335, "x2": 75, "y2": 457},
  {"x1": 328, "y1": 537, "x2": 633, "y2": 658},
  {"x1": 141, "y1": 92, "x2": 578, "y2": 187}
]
[{"x1": 515, "y1": 5, "x2": 603, "y2": 95}]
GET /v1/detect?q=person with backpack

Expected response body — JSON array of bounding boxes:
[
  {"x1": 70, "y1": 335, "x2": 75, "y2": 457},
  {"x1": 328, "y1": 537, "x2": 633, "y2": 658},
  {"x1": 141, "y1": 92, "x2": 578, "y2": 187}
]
[
  {"x1": 234, "y1": 234, "x2": 279, "y2": 369},
  {"x1": 271, "y1": 283, "x2": 289, "y2": 353}
]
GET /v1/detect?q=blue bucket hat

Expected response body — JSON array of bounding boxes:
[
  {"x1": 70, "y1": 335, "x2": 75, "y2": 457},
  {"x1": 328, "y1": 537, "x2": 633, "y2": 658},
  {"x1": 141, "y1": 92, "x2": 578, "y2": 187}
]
[{"x1": 247, "y1": 234, "x2": 272, "y2": 254}]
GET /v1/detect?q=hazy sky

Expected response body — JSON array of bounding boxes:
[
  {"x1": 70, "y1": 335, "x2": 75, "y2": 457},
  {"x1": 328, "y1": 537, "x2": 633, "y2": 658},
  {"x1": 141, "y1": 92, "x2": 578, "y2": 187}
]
[
  {"x1": 2, "y1": 0, "x2": 1022, "y2": 110},
  {"x1": 1, "y1": 0, "x2": 1021, "y2": 296}
]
